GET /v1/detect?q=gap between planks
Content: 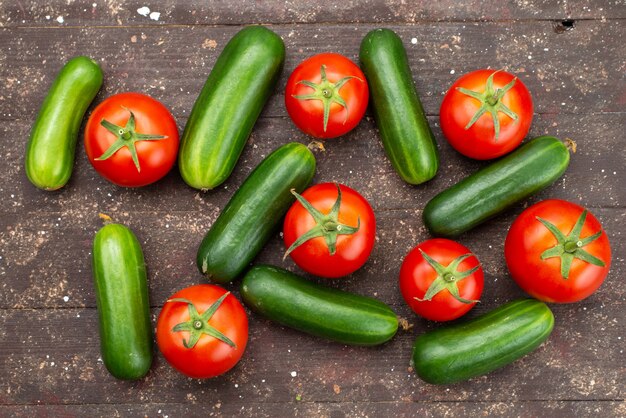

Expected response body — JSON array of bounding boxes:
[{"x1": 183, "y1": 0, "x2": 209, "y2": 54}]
[
  {"x1": 1, "y1": 399, "x2": 625, "y2": 407},
  {"x1": 2, "y1": 16, "x2": 626, "y2": 30}
]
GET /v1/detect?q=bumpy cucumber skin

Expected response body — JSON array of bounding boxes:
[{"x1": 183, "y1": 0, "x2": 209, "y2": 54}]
[
  {"x1": 423, "y1": 136, "x2": 570, "y2": 237},
  {"x1": 25, "y1": 56, "x2": 103, "y2": 190},
  {"x1": 92, "y1": 223, "x2": 153, "y2": 380},
  {"x1": 197, "y1": 143, "x2": 316, "y2": 283},
  {"x1": 240, "y1": 265, "x2": 399, "y2": 346},
  {"x1": 359, "y1": 29, "x2": 439, "y2": 185},
  {"x1": 178, "y1": 26, "x2": 286, "y2": 190},
  {"x1": 412, "y1": 299, "x2": 554, "y2": 385}
]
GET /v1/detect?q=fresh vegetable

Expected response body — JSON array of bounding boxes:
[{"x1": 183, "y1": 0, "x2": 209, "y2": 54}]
[
  {"x1": 92, "y1": 223, "x2": 152, "y2": 380},
  {"x1": 399, "y1": 238, "x2": 483, "y2": 322},
  {"x1": 178, "y1": 26, "x2": 285, "y2": 190},
  {"x1": 241, "y1": 265, "x2": 398, "y2": 345},
  {"x1": 283, "y1": 183, "x2": 375, "y2": 278},
  {"x1": 197, "y1": 142, "x2": 316, "y2": 283},
  {"x1": 84, "y1": 92, "x2": 179, "y2": 187},
  {"x1": 412, "y1": 299, "x2": 554, "y2": 384},
  {"x1": 285, "y1": 53, "x2": 369, "y2": 138},
  {"x1": 505, "y1": 199, "x2": 611, "y2": 303},
  {"x1": 25, "y1": 56, "x2": 103, "y2": 190},
  {"x1": 359, "y1": 29, "x2": 439, "y2": 185},
  {"x1": 423, "y1": 135, "x2": 570, "y2": 237},
  {"x1": 440, "y1": 69, "x2": 533, "y2": 160},
  {"x1": 156, "y1": 284, "x2": 248, "y2": 379}
]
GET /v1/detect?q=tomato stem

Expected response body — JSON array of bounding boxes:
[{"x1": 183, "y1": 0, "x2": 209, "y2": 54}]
[
  {"x1": 167, "y1": 293, "x2": 237, "y2": 349},
  {"x1": 283, "y1": 184, "x2": 360, "y2": 259},
  {"x1": 486, "y1": 95, "x2": 498, "y2": 106},
  {"x1": 324, "y1": 220, "x2": 339, "y2": 230},
  {"x1": 292, "y1": 65, "x2": 362, "y2": 132},
  {"x1": 537, "y1": 210, "x2": 606, "y2": 279},
  {"x1": 97, "y1": 109, "x2": 168, "y2": 172},
  {"x1": 564, "y1": 241, "x2": 579, "y2": 253},
  {"x1": 456, "y1": 70, "x2": 519, "y2": 141},
  {"x1": 415, "y1": 250, "x2": 480, "y2": 304}
]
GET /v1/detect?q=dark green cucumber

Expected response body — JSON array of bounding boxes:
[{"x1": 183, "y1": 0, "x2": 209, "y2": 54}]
[
  {"x1": 25, "y1": 56, "x2": 103, "y2": 190},
  {"x1": 413, "y1": 299, "x2": 554, "y2": 385},
  {"x1": 92, "y1": 223, "x2": 152, "y2": 380},
  {"x1": 179, "y1": 26, "x2": 285, "y2": 190},
  {"x1": 359, "y1": 29, "x2": 439, "y2": 185},
  {"x1": 241, "y1": 265, "x2": 398, "y2": 345},
  {"x1": 197, "y1": 142, "x2": 316, "y2": 283},
  {"x1": 423, "y1": 135, "x2": 570, "y2": 237}
]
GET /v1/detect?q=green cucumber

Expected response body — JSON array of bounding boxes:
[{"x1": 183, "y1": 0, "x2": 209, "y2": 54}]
[
  {"x1": 412, "y1": 299, "x2": 554, "y2": 385},
  {"x1": 92, "y1": 223, "x2": 152, "y2": 380},
  {"x1": 179, "y1": 26, "x2": 285, "y2": 190},
  {"x1": 197, "y1": 142, "x2": 315, "y2": 283},
  {"x1": 359, "y1": 29, "x2": 439, "y2": 185},
  {"x1": 423, "y1": 135, "x2": 570, "y2": 237},
  {"x1": 241, "y1": 265, "x2": 398, "y2": 346},
  {"x1": 25, "y1": 56, "x2": 103, "y2": 190}
]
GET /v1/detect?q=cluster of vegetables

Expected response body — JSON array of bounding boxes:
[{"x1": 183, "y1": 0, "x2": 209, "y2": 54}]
[{"x1": 24, "y1": 26, "x2": 612, "y2": 385}]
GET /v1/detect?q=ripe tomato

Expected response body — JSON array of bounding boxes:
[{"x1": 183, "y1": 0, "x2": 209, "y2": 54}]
[
  {"x1": 399, "y1": 238, "x2": 483, "y2": 322},
  {"x1": 440, "y1": 69, "x2": 533, "y2": 160},
  {"x1": 505, "y1": 199, "x2": 611, "y2": 303},
  {"x1": 283, "y1": 183, "x2": 375, "y2": 278},
  {"x1": 285, "y1": 53, "x2": 369, "y2": 139},
  {"x1": 85, "y1": 92, "x2": 179, "y2": 187},
  {"x1": 156, "y1": 284, "x2": 248, "y2": 379}
]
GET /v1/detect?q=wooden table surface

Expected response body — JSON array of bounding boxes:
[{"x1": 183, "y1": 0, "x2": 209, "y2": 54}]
[{"x1": 1, "y1": 1, "x2": 624, "y2": 417}]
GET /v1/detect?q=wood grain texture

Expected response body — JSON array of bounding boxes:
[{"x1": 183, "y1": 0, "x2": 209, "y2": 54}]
[
  {"x1": 0, "y1": 0, "x2": 624, "y2": 27},
  {"x1": 0, "y1": 1, "x2": 624, "y2": 416},
  {"x1": 2, "y1": 21, "x2": 624, "y2": 121},
  {"x1": 0, "y1": 299, "x2": 624, "y2": 405},
  {"x1": 2, "y1": 401, "x2": 626, "y2": 418},
  {"x1": 1, "y1": 111, "x2": 623, "y2": 310}
]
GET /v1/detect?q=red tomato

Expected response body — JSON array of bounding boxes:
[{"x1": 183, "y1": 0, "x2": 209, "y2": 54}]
[
  {"x1": 285, "y1": 53, "x2": 369, "y2": 139},
  {"x1": 440, "y1": 69, "x2": 533, "y2": 160},
  {"x1": 156, "y1": 284, "x2": 248, "y2": 379},
  {"x1": 85, "y1": 92, "x2": 179, "y2": 187},
  {"x1": 399, "y1": 238, "x2": 483, "y2": 322},
  {"x1": 283, "y1": 183, "x2": 375, "y2": 278},
  {"x1": 505, "y1": 199, "x2": 611, "y2": 303}
]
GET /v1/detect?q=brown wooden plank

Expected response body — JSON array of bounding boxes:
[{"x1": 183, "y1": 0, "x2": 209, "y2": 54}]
[
  {"x1": 1, "y1": 111, "x2": 624, "y2": 309},
  {"x1": 0, "y1": 303, "x2": 626, "y2": 404},
  {"x1": 1, "y1": 401, "x2": 626, "y2": 417},
  {"x1": 1, "y1": 20, "x2": 623, "y2": 123},
  {"x1": 0, "y1": 0, "x2": 623, "y2": 28},
  {"x1": 1, "y1": 4, "x2": 625, "y2": 414},
  {"x1": 0, "y1": 299, "x2": 624, "y2": 405},
  {"x1": 2, "y1": 111, "x2": 624, "y2": 220},
  {"x1": 0, "y1": 199, "x2": 623, "y2": 310}
]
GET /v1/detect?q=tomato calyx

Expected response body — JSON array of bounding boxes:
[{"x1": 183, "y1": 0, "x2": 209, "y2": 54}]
[
  {"x1": 292, "y1": 65, "x2": 361, "y2": 132},
  {"x1": 536, "y1": 210, "x2": 606, "y2": 279},
  {"x1": 97, "y1": 109, "x2": 167, "y2": 172},
  {"x1": 415, "y1": 250, "x2": 480, "y2": 304},
  {"x1": 167, "y1": 292, "x2": 236, "y2": 349},
  {"x1": 283, "y1": 184, "x2": 360, "y2": 259},
  {"x1": 456, "y1": 71, "x2": 519, "y2": 141}
]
